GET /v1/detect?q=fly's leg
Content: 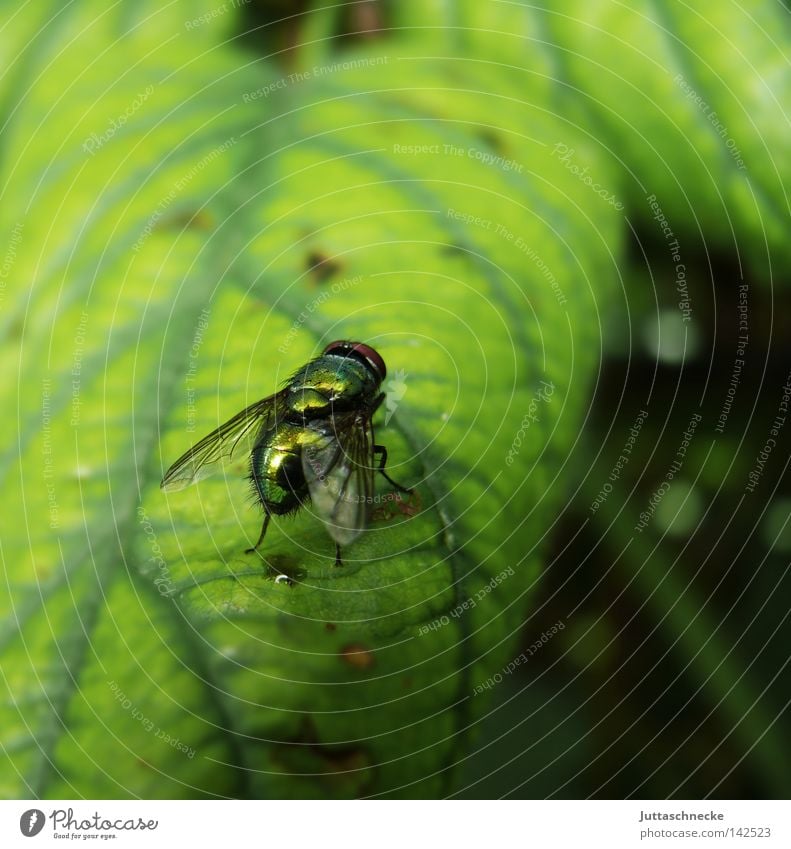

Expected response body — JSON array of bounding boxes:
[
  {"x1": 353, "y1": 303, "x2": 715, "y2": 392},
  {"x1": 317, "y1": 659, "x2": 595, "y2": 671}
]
[
  {"x1": 246, "y1": 513, "x2": 271, "y2": 555},
  {"x1": 370, "y1": 399, "x2": 412, "y2": 493},
  {"x1": 335, "y1": 543, "x2": 342, "y2": 567},
  {"x1": 373, "y1": 444, "x2": 412, "y2": 494}
]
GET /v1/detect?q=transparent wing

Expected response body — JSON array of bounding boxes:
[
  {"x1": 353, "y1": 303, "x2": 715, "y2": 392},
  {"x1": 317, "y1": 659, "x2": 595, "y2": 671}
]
[
  {"x1": 160, "y1": 393, "x2": 283, "y2": 491},
  {"x1": 301, "y1": 412, "x2": 376, "y2": 546}
]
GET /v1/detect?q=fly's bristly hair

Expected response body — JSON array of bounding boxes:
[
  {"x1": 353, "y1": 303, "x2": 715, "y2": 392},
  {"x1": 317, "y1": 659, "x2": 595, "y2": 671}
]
[{"x1": 244, "y1": 474, "x2": 306, "y2": 517}]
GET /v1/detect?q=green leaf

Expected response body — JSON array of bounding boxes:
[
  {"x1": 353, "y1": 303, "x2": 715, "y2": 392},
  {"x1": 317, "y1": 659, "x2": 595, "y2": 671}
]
[
  {"x1": 0, "y1": 2, "x2": 266, "y2": 798},
  {"x1": 141, "y1": 44, "x2": 625, "y2": 797},
  {"x1": 535, "y1": 0, "x2": 791, "y2": 283},
  {"x1": 0, "y1": 9, "x2": 623, "y2": 798}
]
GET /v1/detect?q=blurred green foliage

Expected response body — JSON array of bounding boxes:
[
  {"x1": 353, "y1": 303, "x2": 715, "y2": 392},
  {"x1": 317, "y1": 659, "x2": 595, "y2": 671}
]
[{"x1": 0, "y1": 0, "x2": 789, "y2": 799}]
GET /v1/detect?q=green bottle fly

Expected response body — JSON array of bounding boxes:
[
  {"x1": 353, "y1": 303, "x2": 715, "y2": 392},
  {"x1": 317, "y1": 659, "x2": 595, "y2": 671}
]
[{"x1": 161, "y1": 341, "x2": 410, "y2": 565}]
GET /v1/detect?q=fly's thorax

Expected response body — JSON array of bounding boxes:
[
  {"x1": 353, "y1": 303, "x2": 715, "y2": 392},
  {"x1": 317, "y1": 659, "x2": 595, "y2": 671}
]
[
  {"x1": 286, "y1": 387, "x2": 330, "y2": 418},
  {"x1": 286, "y1": 353, "x2": 381, "y2": 417}
]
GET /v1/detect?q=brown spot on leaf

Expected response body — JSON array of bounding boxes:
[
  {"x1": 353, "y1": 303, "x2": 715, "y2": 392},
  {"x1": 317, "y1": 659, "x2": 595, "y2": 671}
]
[
  {"x1": 341, "y1": 0, "x2": 384, "y2": 41},
  {"x1": 398, "y1": 489, "x2": 422, "y2": 517},
  {"x1": 7, "y1": 317, "x2": 23, "y2": 340},
  {"x1": 442, "y1": 243, "x2": 467, "y2": 256},
  {"x1": 305, "y1": 249, "x2": 342, "y2": 284},
  {"x1": 340, "y1": 643, "x2": 375, "y2": 670},
  {"x1": 325, "y1": 622, "x2": 337, "y2": 632},
  {"x1": 371, "y1": 489, "x2": 421, "y2": 523},
  {"x1": 321, "y1": 748, "x2": 370, "y2": 776},
  {"x1": 370, "y1": 492, "x2": 405, "y2": 522},
  {"x1": 475, "y1": 128, "x2": 506, "y2": 155},
  {"x1": 159, "y1": 209, "x2": 215, "y2": 232},
  {"x1": 264, "y1": 554, "x2": 305, "y2": 584},
  {"x1": 271, "y1": 717, "x2": 374, "y2": 797}
]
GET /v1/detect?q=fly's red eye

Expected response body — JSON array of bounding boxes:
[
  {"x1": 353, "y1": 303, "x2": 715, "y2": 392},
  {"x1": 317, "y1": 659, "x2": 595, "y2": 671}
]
[
  {"x1": 351, "y1": 343, "x2": 386, "y2": 381},
  {"x1": 323, "y1": 340, "x2": 387, "y2": 381}
]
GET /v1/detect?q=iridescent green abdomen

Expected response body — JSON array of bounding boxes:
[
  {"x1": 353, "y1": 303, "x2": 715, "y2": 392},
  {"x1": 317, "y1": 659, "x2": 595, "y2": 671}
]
[{"x1": 249, "y1": 422, "x2": 323, "y2": 515}]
